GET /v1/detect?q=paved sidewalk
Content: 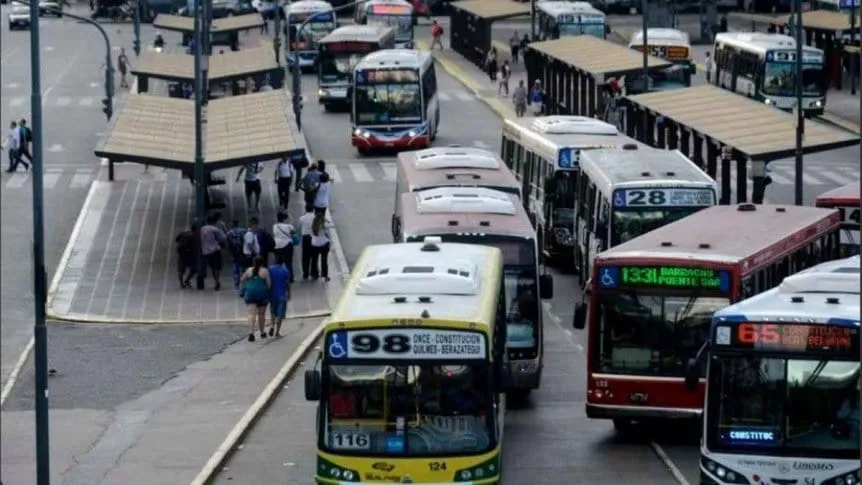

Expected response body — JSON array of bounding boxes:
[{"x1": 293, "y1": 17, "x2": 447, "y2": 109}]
[{"x1": 1, "y1": 317, "x2": 325, "y2": 485}]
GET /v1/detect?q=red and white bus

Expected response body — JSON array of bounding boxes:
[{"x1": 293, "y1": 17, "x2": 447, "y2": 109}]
[
  {"x1": 572, "y1": 203, "x2": 842, "y2": 433},
  {"x1": 815, "y1": 181, "x2": 860, "y2": 257},
  {"x1": 392, "y1": 186, "x2": 553, "y2": 399}
]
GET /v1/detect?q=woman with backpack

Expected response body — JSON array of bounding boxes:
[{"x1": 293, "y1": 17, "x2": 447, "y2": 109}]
[{"x1": 240, "y1": 256, "x2": 271, "y2": 342}]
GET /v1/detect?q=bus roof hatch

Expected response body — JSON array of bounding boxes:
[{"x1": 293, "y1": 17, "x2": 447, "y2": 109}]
[
  {"x1": 416, "y1": 187, "x2": 516, "y2": 215},
  {"x1": 531, "y1": 116, "x2": 618, "y2": 136},
  {"x1": 413, "y1": 147, "x2": 501, "y2": 170}
]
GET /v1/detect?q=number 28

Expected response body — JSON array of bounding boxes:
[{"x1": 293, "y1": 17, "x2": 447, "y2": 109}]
[{"x1": 628, "y1": 190, "x2": 667, "y2": 206}]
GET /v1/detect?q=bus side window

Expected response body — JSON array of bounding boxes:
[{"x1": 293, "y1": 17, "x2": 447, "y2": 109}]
[
  {"x1": 595, "y1": 198, "x2": 610, "y2": 250},
  {"x1": 741, "y1": 277, "x2": 755, "y2": 299}
]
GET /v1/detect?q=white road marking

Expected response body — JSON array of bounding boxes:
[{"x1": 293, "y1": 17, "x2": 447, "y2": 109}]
[
  {"x1": 43, "y1": 168, "x2": 62, "y2": 189},
  {"x1": 455, "y1": 91, "x2": 474, "y2": 101},
  {"x1": 43, "y1": 50, "x2": 85, "y2": 97},
  {"x1": 0, "y1": 337, "x2": 34, "y2": 406},
  {"x1": 89, "y1": 82, "x2": 100, "y2": 88},
  {"x1": 44, "y1": 46, "x2": 55, "y2": 52},
  {"x1": 47, "y1": 144, "x2": 64, "y2": 153},
  {"x1": 348, "y1": 163, "x2": 373, "y2": 182},
  {"x1": 801, "y1": 172, "x2": 825, "y2": 185},
  {"x1": 650, "y1": 442, "x2": 692, "y2": 485},
  {"x1": 5, "y1": 82, "x2": 20, "y2": 89},
  {"x1": 766, "y1": 169, "x2": 793, "y2": 184},
  {"x1": 55, "y1": 96, "x2": 72, "y2": 107},
  {"x1": 809, "y1": 166, "x2": 851, "y2": 184},
  {"x1": 1, "y1": 46, "x2": 22, "y2": 66},
  {"x1": 5, "y1": 172, "x2": 29, "y2": 189},
  {"x1": 437, "y1": 92, "x2": 451, "y2": 101},
  {"x1": 9, "y1": 97, "x2": 25, "y2": 107},
  {"x1": 69, "y1": 169, "x2": 92, "y2": 188},
  {"x1": 472, "y1": 140, "x2": 489, "y2": 149},
  {"x1": 839, "y1": 167, "x2": 861, "y2": 179},
  {"x1": 380, "y1": 162, "x2": 397, "y2": 181},
  {"x1": 78, "y1": 97, "x2": 95, "y2": 106}
]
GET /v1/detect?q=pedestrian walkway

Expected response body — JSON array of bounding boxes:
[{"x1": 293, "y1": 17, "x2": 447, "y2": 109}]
[
  {"x1": 1, "y1": 317, "x2": 325, "y2": 485},
  {"x1": 46, "y1": 163, "x2": 341, "y2": 323},
  {"x1": 0, "y1": 165, "x2": 97, "y2": 191}
]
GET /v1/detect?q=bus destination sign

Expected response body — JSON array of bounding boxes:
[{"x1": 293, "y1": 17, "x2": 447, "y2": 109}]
[
  {"x1": 370, "y1": 4, "x2": 411, "y2": 14},
  {"x1": 598, "y1": 265, "x2": 730, "y2": 292},
  {"x1": 323, "y1": 41, "x2": 372, "y2": 53},
  {"x1": 717, "y1": 322, "x2": 859, "y2": 355},
  {"x1": 613, "y1": 188, "x2": 715, "y2": 208},
  {"x1": 326, "y1": 328, "x2": 487, "y2": 360},
  {"x1": 356, "y1": 69, "x2": 419, "y2": 84}
]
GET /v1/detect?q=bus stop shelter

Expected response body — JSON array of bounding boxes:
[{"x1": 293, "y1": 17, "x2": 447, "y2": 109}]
[
  {"x1": 153, "y1": 13, "x2": 265, "y2": 50},
  {"x1": 728, "y1": 10, "x2": 859, "y2": 91},
  {"x1": 94, "y1": 91, "x2": 306, "y2": 180},
  {"x1": 622, "y1": 85, "x2": 860, "y2": 204},
  {"x1": 449, "y1": 0, "x2": 529, "y2": 68},
  {"x1": 132, "y1": 47, "x2": 282, "y2": 93},
  {"x1": 524, "y1": 36, "x2": 671, "y2": 117}
]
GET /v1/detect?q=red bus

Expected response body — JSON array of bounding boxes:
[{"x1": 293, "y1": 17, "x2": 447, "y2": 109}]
[
  {"x1": 815, "y1": 181, "x2": 860, "y2": 257},
  {"x1": 572, "y1": 203, "x2": 842, "y2": 433}
]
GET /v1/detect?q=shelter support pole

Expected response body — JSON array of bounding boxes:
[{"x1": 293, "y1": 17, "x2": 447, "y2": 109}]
[
  {"x1": 109, "y1": 160, "x2": 115, "y2": 181},
  {"x1": 646, "y1": 112, "x2": 656, "y2": 147},
  {"x1": 578, "y1": 73, "x2": 587, "y2": 116},
  {"x1": 851, "y1": 7, "x2": 857, "y2": 95},
  {"x1": 706, "y1": 140, "x2": 718, "y2": 178},
  {"x1": 194, "y1": 1, "x2": 206, "y2": 290},
  {"x1": 719, "y1": 145, "x2": 732, "y2": 205},
  {"x1": 571, "y1": 72, "x2": 579, "y2": 116},
  {"x1": 793, "y1": 0, "x2": 804, "y2": 206},
  {"x1": 691, "y1": 133, "x2": 703, "y2": 168},
  {"x1": 656, "y1": 117, "x2": 667, "y2": 148},
  {"x1": 587, "y1": 77, "x2": 596, "y2": 117},
  {"x1": 624, "y1": 104, "x2": 635, "y2": 138},
  {"x1": 734, "y1": 149, "x2": 747, "y2": 204},
  {"x1": 751, "y1": 159, "x2": 767, "y2": 204},
  {"x1": 679, "y1": 127, "x2": 690, "y2": 156}
]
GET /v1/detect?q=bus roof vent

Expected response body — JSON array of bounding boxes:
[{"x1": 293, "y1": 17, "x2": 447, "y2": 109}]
[
  {"x1": 448, "y1": 220, "x2": 458, "y2": 226},
  {"x1": 661, "y1": 241, "x2": 673, "y2": 247},
  {"x1": 775, "y1": 207, "x2": 786, "y2": 213},
  {"x1": 416, "y1": 187, "x2": 516, "y2": 215},
  {"x1": 356, "y1": 261, "x2": 480, "y2": 296},
  {"x1": 445, "y1": 172, "x2": 482, "y2": 180},
  {"x1": 394, "y1": 296, "x2": 407, "y2": 303},
  {"x1": 779, "y1": 272, "x2": 860, "y2": 295},
  {"x1": 640, "y1": 171, "x2": 651, "y2": 177},
  {"x1": 413, "y1": 147, "x2": 500, "y2": 170},
  {"x1": 421, "y1": 236, "x2": 442, "y2": 251},
  {"x1": 418, "y1": 296, "x2": 432, "y2": 303},
  {"x1": 531, "y1": 116, "x2": 619, "y2": 136},
  {"x1": 698, "y1": 243, "x2": 711, "y2": 249},
  {"x1": 790, "y1": 296, "x2": 804, "y2": 303},
  {"x1": 737, "y1": 203, "x2": 757, "y2": 212},
  {"x1": 826, "y1": 297, "x2": 840, "y2": 304},
  {"x1": 479, "y1": 221, "x2": 490, "y2": 226},
  {"x1": 622, "y1": 143, "x2": 639, "y2": 150},
  {"x1": 665, "y1": 171, "x2": 676, "y2": 177}
]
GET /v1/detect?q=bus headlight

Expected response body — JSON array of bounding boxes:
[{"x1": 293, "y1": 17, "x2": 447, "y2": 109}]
[
  {"x1": 813, "y1": 100, "x2": 823, "y2": 107},
  {"x1": 407, "y1": 130, "x2": 418, "y2": 138},
  {"x1": 316, "y1": 456, "x2": 360, "y2": 482},
  {"x1": 342, "y1": 470, "x2": 355, "y2": 480},
  {"x1": 700, "y1": 457, "x2": 747, "y2": 484},
  {"x1": 764, "y1": 98, "x2": 772, "y2": 105},
  {"x1": 353, "y1": 129, "x2": 371, "y2": 138},
  {"x1": 460, "y1": 470, "x2": 472, "y2": 480},
  {"x1": 330, "y1": 468, "x2": 341, "y2": 478},
  {"x1": 825, "y1": 469, "x2": 861, "y2": 485},
  {"x1": 454, "y1": 456, "x2": 500, "y2": 482},
  {"x1": 318, "y1": 89, "x2": 328, "y2": 97}
]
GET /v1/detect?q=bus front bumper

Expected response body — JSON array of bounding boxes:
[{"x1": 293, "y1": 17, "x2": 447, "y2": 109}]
[
  {"x1": 352, "y1": 129, "x2": 430, "y2": 150},
  {"x1": 586, "y1": 402, "x2": 702, "y2": 420},
  {"x1": 318, "y1": 87, "x2": 349, "y2": 104},
  {"x1": 508, "y1": 359, "x2": 541, "y2": 391},
  {"x1": 317, "y1": 479, "x2": 498, "y2": 485}
]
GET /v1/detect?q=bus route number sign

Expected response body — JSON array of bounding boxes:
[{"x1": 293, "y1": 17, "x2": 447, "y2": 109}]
[
  {"x1": 324, "y1": 41, "x2": 371, "y2": 53},
  {"x1": 327, "y1": 329, "x2": 487, "y2": 360},
  {"x1": 725, "y1": 323, "x2": 859, "y2": 355},
  {"x1": 599, "y1": 265, "x2": 730, "y2": 292},
  {"x1": 613, "y1": 188, "x2": 714, "y2": 208}
]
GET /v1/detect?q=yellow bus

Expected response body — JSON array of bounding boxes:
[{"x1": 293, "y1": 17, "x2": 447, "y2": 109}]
[{"x1": 304, "y1": 237, "x2": 508, "y2": 484}]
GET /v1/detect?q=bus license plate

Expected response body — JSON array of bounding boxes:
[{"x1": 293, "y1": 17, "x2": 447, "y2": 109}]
[{"x1": 385, "y1": 142, "x2": 394, "y2": 147}]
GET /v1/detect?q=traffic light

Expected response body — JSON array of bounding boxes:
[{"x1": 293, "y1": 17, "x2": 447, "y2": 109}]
[{"x1": 102, "y1": 98, "x2": 112, "y2": 120}]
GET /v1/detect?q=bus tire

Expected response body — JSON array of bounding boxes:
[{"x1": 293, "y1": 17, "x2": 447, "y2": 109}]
[
  {"x1": 357, "y1": 147, "x2": 369, "y2": 156},
  {"x1": 613, "y1": 419, "x2": 639, "y2": 437}
]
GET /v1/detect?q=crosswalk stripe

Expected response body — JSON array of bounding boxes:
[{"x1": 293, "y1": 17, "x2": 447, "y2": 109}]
[
  {"x1": 837, "y1": 166, "x2": 861, "y2": 179},
  {"x1": 69, "y1": 169, "x2": 91, "y2": 188},
  {"x1": 809, "y1": 166, "x2": 850, "y2": 184},
  {"x1": 44, "y1": 168, "x2": 62, "y2": 189},
  {"x1": 9, "y1": 97, "x2": 25, "y2": 107},
  {"x1": 455, "y1": 91, "x2": 474, "y2": 101},
  {"x1": 767, "y1": 170, "x2": 794, "y2": 184},
  {"x1": 78, "y1": 97, "x2": 95, "y2": 107},
  {"x1": 800, "y1": 172, "x2": 825, "y2": 185},
  {"x1": 437, "y1": 92, "x2": 451, "y2": 101},
  {"x1": 381, "y1": 162, "x2": 397, "y2": 181},
  {"x1": 348, "y1": 163, "x2": 373, "y2": 182},
  {"x1": 327, "y1": 165, "x2": 342, "y2": 183},
  {"x1": 55, "y1": 97, "x2": 72, "y2": 107},
  {"x1": 5, "y1": 172, "x2": 29, "y2": 189}
]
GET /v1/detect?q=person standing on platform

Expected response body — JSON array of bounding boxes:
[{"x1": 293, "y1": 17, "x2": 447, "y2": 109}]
[
  {"x1": 236, "y1": 162, "x2": 264, "y2": 213},
  {"x1": 705, "y1": 51, "x2": 713, "y2": 84},
  {"x1": 313, "y1": 172, "x2": 331, "y2": 215},
  {"x1": 272, "y1": 211, "x2": 297, "y2": 282},
  {"x1": 275, "y1": 157, "x2": 293, "y2": 210},
  {"x1": 509, "y1": 31, "x2": 521, "y2": 64},
  {"x1": 226, "y1": 220, "x2": 247, "y2": 289},
  {"x1": 301, "y1": 162, "x2": 321, "y2": 206},
  {"x1": 486, "y1": 47, "x2": 498, "y2": 82},
  {"x1": 117, "y1": 48, "x2": 130, "y2": 89},
  {"x1": 200, "y1": 215, "x2": 227, "y2": 290},
  {"x1": 309, "y1": 212, "x2": 332, "y2": 281},
  {"x1": 267, "y1": 257, "x2": 291, "y2": 337},
  {"x1": 298, "y1": 204, "x2": 316, "y2": 280},
  {"x1": 529, "y1": 80, "x2": 545, "y2": 115},
  {"x1": 512, "y1": 80, "x2": 528, "y2": 117},
  {"x1": 430, "y1": 20, "x2": 444, "y2": 50}
]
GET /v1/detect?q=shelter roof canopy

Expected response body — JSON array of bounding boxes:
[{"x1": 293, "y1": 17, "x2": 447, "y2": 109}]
[
  {"x1": 449, "y1": 0, "x2": 529, "y2": 20},
  {"x1": 527, "y1": 36, "x2": 671, "y2": 76}
]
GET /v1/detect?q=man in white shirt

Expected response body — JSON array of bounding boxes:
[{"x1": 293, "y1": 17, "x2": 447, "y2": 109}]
[
  {"x1": 4, "y1": 120, "x2": 21, "y2": 173},
  {"x1": 313, "y1": 172, "x2": 331, "y2": 215},
  {"x1": 243, "y1": 217, "x2": 262, "y2": 264},
  {"x1": 705, "y1": 52, "x2": 713, "y2": 84},
  {"x1": 275, "y1": 158, "x2": 293, "y2": 210},
  {"x1": 236, "y1": 162, "x2": 263, "y2": 212},
  {"x1": 297, "y1": 204, "x2": 316, "y2": 280}
]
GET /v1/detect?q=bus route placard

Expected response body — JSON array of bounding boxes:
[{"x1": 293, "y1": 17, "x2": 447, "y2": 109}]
[
  {"x1": 598, "y1": 265, "x2": 731, "y2": 292},
  {"x1": 327, "y1": 328, "x2": 487, "y2": 360},
  {"x1": 722, "y1": 322, "x2": 859, "y2": 355}
]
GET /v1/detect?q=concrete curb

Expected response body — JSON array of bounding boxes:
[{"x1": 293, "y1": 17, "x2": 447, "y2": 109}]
[
  {"x1": 189, "y1": 112, "x2": 351, "y2": 485},
  {"x1": 44, "y1": 309, "x2": 332, "y2": 325}
]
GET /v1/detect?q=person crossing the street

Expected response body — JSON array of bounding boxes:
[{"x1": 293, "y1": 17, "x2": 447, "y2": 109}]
[
  {"x1": 226, "y1": 220, "x2": 247, "y2": 289},
  {"x1": 117, "y1": 48, "x2": 130, "y2": 89},
  {"x1": 200, "y1": 214, "x2": 227, "y2": 290},
  {"x1": 17, "y1": 119, "x2": 33, "y2": 166},
  {"x1": 3, "y1": 121, "x2": 22, "y2": 173},
  {"x1": 298, "y1": 204, "x2": 316, "y2": 280}
]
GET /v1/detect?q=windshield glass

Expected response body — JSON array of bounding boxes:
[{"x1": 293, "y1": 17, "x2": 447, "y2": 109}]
[
  {"x1": 324, "y1": 364, "x2": 494, "y2": 456},
  {"x1": 707, "y1": 356, "x2": 860, "y2": 459},
  {"x1": 289, "y1": 19, "x2": 336, "y2": 50},
  {"x1": 763, "y1": 61, "x2": 825, "y2": 97},
  {"x1": 503, "y1": 267, "x2": 540, "y2": 355},
  {"x1": 651, "y1": 64, "x2": 689, "y2": 90},
  {"x1": 612, "y1": 207, "x2": 706, "y2": 246},
  {"x1": 549, "y1": 171, "x2": 576, "y2": 228},
  {"x1": 558, "y1": 23, "x2": 604, "y2": 38},
  {"x1": 320, "y1": 53, "x2": 364, "y2": 82},
  {"x1": 367, "y1": 14, "x2": 413, "y2": 40},
  {"x1": 597, "y1": 293, "x2": 729, "y2": 376},
  {"x1": 354, "y1": 84, "x2": 422, "y2": 124}
]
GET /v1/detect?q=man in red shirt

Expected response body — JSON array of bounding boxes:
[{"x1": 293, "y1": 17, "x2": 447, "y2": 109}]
[{"x1": 430, "y1": 20, "x2": 443, "y2": 50}]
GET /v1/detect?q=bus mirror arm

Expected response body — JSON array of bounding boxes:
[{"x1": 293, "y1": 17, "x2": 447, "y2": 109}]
[
  {"x1": 684, "y1": 342, "x2": 708, "y2": 390},
  {"x1": 572, "y1": 302, "x2": 587, "y2": 330},
  {"x1": 304, "y1": 368, "x2": 321, "y2": 401}
]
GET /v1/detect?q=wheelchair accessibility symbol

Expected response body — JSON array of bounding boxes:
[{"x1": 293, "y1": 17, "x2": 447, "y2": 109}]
[
  {"x1": 613, "y1": 192, "x2": 626, "y2": 207},
  {"x1": 599, "y1": 267, "x2": 619, "y2": 288},
  {"x1": 328, "y1": 332, "x2": 348, "y2": 359}
]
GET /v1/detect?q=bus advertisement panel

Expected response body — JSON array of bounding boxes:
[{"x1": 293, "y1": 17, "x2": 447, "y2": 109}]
[
  {"x1": 573, "y1": 203, "x2": 842, "y2": 432},
  {"x1": 699, "y1": 256, "x2": 860, "y2": 485},
  {"x1": 392, "y1": 186, "x2": 554, "y2": 397},
  {"x1": 351, "y1": 49, "x2": 438, "y2": 154},
  {"x1": 286, "y1": 0, "x2": 337, "y2": 70},
  {"x1": 304, "y1": 240, "x2": 508, "y2": 484},
  {"x1": 816, "y1": 181, "x2": 860, "y2": 257},
  {"x1": 318, "y1": 26, "x2": 396, "y2": 108}
]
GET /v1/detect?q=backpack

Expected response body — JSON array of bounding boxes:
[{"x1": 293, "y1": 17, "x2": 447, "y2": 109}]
[
  {"x1": 227, "y1": 229, "x2": 245, "y2": 257},
  {"x1": 176, "y1": 231, "x2": 193, "y2": 255},
  {"x1": 256, "y1": 228, "x2": 275, "y2": 254},
  {"x1": 243, "y1": 273, "x2": 268, "y2": 303},
  {"x1": 22, "y1": 127, "x2": 32, "y2": 143}
]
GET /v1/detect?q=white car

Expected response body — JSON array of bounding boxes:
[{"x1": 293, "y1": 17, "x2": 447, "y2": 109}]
[
  {"x1": 38, "y1": 0, "x2": 62, "y2": 17},
  {"x1": 7, "y1": 4, "x2": 31, "y2": 30}
]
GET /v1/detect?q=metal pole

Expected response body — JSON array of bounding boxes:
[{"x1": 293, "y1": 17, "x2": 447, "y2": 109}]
[
  {"x1": 641, "y1": 0, "x2": 649, "y2": 140},
  {"x1": 850, "y1": 5, "x2": 857, "y2": 96},
  {"x1": 274, "y1": 1, "x2": 283, "y2": 66},
  {"x1": 530, "y1": 0, "x2": 536, "y2": 40},
  {"x1": 793, "y1": 0, "x2": 804, "y2": 205},
  {"x1": 133, "y1": 0, "x2": 141, "y2": 56},
  {"x1": 28, "y1": 0, "x2": 50, "y2": 481},
  {"x1": 194, "y1": 2, "x2": 207, "y2": 290}
]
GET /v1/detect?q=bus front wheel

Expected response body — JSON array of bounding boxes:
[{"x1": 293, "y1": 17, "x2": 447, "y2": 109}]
[{"x1": 613, "y1": 419, "x2": 639, "y2": 437}]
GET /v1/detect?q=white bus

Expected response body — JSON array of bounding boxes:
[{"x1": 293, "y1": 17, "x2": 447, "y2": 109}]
[
  {"x1": 500, "y1": 116, "x2": 641, "y2": 267},
  {"x1": 285, "y1": 0, "x2": 337, "y2": 70},
  {"x1": 535, "y1": 1, "x2": 607, "y2": 40},
  {"x1": 354, "y1": 0, "x2": 415, "y2": 49},
  {"x1": 317, "y1": 25, "x2": 395, "y2": 109},
  {"x1": 693, "y1": 255, "x2": 860, "y2": 485},
  {"x1": 712, "y1": 32, "x2": 828, "y2": 116},
  {"x1": 628, "y1": 28, "x2": 696, "y2": 90},
  {"x1": 574, "y1": 147, "x2": 718, "y2": 282},
  {"x1": 350, "y1": 49, "x2": 438, "y2": 154}
]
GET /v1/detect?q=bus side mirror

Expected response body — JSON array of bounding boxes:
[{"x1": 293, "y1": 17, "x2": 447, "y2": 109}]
[
  {"x1": 304, "y1": 369, "x2": 321, "y2": 401},
  {"x1": 539, "y1": 274, "x2": 553, "y2": 299},
  {"x1": 572, "y1": 303, "x2": 587, "y2": 330},
  {"x1": 391, "y1": 215, "x2": 401, "y2": 242},
  {"x1": 684, "y1": 359, "x2": 699, "y2": 390}
]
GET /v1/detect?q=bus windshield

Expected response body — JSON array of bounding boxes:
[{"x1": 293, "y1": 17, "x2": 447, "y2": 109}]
[
  {"x1": 367, "y1": 14, "x2": 413, "y2": 41},
  {"x1": 324, "y1": 364, "x2": 494, "y2": 456},
  {"x1": 320, "y1": 53, "x2": 365, "y2": 82},
  {"x1": 762, "y1": 61, "x2": 825, "y2": 97},
  {"x1": 503, "y1": 267, "x2": 539, "y2": 353},
  {"x1": 612, "y1": 207, "x2": 705, "y2": 246},
  {"x1": 559, "y1": 23, "x2": 604, "y2": 38},
  {"x1": 596, "y1": 293, "x2": 729, "y2": 376},
  {"x1": 355, "y1": 83, "x2": 422, "y2": 124},
  {"x1": 289, "y1": 21, "x2": 335, "y2": 50},
  {"x1": 707, "y1": 356, "x2": 860, "y2": 459},
  {"x1": 651, "y1": 64, "x2": 689, "y2": 90}
]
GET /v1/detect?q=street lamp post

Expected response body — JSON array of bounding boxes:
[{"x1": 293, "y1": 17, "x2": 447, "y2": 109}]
[
  {"x1": 28, "y1": 0, "x2": 50, "y2": 481},
  {"x1": 194, "y1": 0, "x2": 208, "y2": 290},
  {"x1": 133, "y1": 0, "x2": 141, "y2": 56},
  {"x1": 792, "y1": 0, "x2": 804, "y2": 205},
  {"x1": 640, "y1": 0, "x2": 649, "y2": 141}
]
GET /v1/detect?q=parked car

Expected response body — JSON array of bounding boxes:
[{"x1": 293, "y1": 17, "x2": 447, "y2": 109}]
[
  {"x1": 7, "y1": 4, "x2": 30, "y2": 29},
  {"x1": 38, "y1": 0, "x2": 63, "y2": 17}
]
